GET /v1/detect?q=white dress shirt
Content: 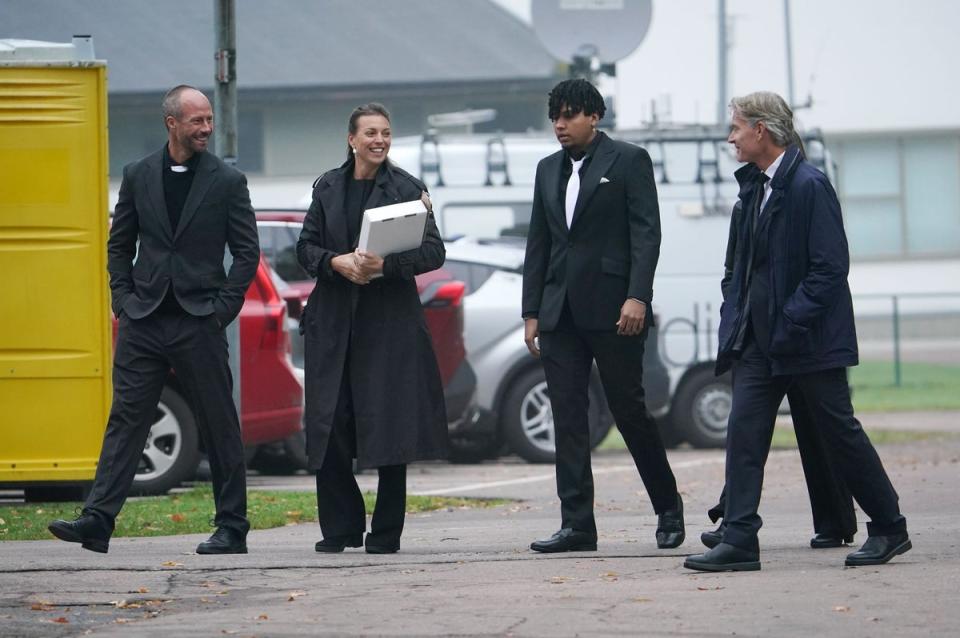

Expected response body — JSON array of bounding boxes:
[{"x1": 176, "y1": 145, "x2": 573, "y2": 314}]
[{"x1": 760, "y1": 150, "x2": 785, "y2": 214}]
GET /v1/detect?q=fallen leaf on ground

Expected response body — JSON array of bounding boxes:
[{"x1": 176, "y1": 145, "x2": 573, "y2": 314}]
[
  {"x1": 135, "y1": 587, "x2": 150, "y2": 594},
  {"x1": 834, "y1": 606, "x2": 851, "y2": 612},
  {"x1": 161, "y1": 561, "x2": 183, "y2": 568},
  {"x1": 634, "y1": 597, "x2": 652, "y2": 603},
  {"x1": 169, "y1": 513, "x2": 186, "y2": 523},
  {"x1": 549, "y1": 576, "x2": 572, "y2": 584},
  {"x1": 256, "y1": 613, "x2": 269, "y2": 620},
  {"x1": 51, "y1": 617, "x2": 69, "y2": 624},
  {"x1": 30, "y1": 602, "x2": 53, "y2": 611},
  {"x1": 288, "y1": 591, "x2": 307, "y2": 601}
]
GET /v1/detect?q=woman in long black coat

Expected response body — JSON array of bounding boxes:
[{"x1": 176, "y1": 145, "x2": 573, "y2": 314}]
[{"x1": 296, "y1": 103, "x2": 448, "y2": 554}]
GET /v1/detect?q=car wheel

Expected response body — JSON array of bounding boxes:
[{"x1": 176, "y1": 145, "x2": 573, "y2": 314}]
[
  {"x1": 502, "y1": 368, "x2": 608, "y2": 463},
  {"x1": 249, "y1": 425, "x2": 309, "y2": 475},
  {"x1": 655, "y1": 416, "x2": 686, "y2": 449},
  {"x1": 671, "y1": 368, "x2": 732, "y2": 448},
  {"x1": 448, "y1": 436, "x2": 502, "y2": 463},
  {"x1": 282, "y1": 425, "x2": 309, "y2": 470},
  {"x1": 131, "y1": 387, "x2": 201, "y2": 495}
]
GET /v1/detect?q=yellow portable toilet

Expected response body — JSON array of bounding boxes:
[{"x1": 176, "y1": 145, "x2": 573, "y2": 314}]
[{"x1": 0, "y1": 37, "x2": 111, "y2": 500}]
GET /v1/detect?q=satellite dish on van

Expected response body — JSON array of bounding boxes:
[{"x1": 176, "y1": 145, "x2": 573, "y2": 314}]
[{"x1": 531, "y1": 0, "x2": 653, "y2": 64}]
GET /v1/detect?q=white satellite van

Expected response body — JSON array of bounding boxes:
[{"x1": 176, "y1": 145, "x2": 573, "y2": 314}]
[{"x1": 388, "y1": 126, "x2": 835, "y2": 447}]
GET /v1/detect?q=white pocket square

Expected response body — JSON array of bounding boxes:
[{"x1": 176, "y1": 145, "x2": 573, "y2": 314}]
[{"x1": 599, "y1": 177, "x2": 611, "y2": 184}]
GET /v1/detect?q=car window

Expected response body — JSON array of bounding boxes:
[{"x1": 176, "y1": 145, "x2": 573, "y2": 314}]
[
  {"x1": 439, "y1": 203, "x2": 531, "y2": 240},
  {"x1": 258, "y1": 222, "x2": 310, "y2": 282},
  {"x1": 258, "y1": 226, "x2": 278, "y2": 260},
  {"x1": 444, "y1": 260, "x2": 497, "y2": 294}
]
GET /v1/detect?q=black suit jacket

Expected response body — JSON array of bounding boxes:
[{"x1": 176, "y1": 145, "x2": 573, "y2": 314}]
[
  {"x1": 108, "y1": 146, "x2": 260, "y2": 326},
  {"x1": 522, "y1": 132, "x2": 661, "y2": 331}
]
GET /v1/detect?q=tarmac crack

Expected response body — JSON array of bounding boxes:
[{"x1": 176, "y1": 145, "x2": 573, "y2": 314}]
[{"x1": 3, "y1": 553, "x2": 690, "y2": 575}]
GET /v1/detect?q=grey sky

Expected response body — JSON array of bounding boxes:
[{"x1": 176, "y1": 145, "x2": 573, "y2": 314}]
[{"x1": 493, "y1": 0, "x2": 960, "y2": 132}]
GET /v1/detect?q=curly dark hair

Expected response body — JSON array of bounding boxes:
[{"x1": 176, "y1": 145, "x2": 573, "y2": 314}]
[{"x1": 547, "y1": 79, "x2": 606, "y2": 121}]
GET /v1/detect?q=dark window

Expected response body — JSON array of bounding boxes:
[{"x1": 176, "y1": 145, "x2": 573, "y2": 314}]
[
  {"x1": 258, "y1": 222, "x2": 309, "y2": 282},
  {"x1": 236, "y1": 110, "x2": 264, "y2": 174},
  {"x1": 444, "y1": 260, "x2": 497, "y2": 294}
]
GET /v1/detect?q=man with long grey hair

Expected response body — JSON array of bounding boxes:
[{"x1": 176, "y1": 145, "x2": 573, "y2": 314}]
[{"x1": 684, "y1": 91, "x2": 910, "y2": 572}]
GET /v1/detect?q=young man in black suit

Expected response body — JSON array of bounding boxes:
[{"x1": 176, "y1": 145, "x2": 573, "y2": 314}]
[
  {"x1": 522, "y1": 79, "x2": 683, "y2": 553},
  {"x1": 48, "y1": 85, "x2": 260, "y2": 554}
]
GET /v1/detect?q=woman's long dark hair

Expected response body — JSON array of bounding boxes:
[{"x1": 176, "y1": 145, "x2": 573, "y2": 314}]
[{"x1": 346, "y1": 102, "x2": 391, "y2": 160}]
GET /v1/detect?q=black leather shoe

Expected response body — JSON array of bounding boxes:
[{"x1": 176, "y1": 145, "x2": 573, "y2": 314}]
[
  {"x1": 810, "y1": 533, "x2": 855, "y2": 549},
  {"x1": 48, "y1": 515, "x2": 110, "y2": 554},
  {"x1": 656, "y1": 494, "x2": 685, "y2": 549},
  {"x1": 530, "y1": 528, "x2": 598, "y2": 553},
  {"x1": 364, "y1": 543, "x2": 400, "y2": 554},
  {"x1": 845, "y1": 532, "x2": 911, "y2": 566},
  {"x1": 315, "y1": 534, "x2": 363, "y2": 553},
  {"x1": 196, "y1": 527, "x2": 248, "y2": 554},
  {"x1": 684, "y1": 542, "x2": 761, "y2": 572},
  {"x1": 700, "y1": 522, "x2": 726, "y2": 549},
  {"x1": 365, "y1": 534, "x2": 400, "y2": 554}
]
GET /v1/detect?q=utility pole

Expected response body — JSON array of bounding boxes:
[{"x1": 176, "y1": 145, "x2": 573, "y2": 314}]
[
  {"x1": 784, "y1": 0, "x2": 795, "y2": 108},
  {"x1": 717, "y1": 0, "x2": 728, "y2": 124},
  {"x1": 214, "y1": 0, "x2": 238, "y2": 166},
  {"x1": 214, "y1": 0, "x2": 241, "y2": 412}
]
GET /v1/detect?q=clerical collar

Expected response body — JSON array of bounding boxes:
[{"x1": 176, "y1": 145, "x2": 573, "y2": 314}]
[{"x1": 163, "y1": 144, "x2": 201, "y2": 173}]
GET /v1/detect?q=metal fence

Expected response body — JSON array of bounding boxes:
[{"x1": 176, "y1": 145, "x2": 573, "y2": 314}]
[{"x1": 852, "y1": 292, "x2": 960, "y2": 387}]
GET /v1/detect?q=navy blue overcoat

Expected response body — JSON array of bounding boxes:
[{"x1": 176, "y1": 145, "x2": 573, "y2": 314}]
[{"x1": 716, "y1": 145, "x2": 859, "y2": 376}]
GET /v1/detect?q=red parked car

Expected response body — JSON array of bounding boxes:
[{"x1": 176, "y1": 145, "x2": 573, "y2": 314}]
[
  {"x1": 254, "y1": 211, "x2": 479, "y2": 449},
  {"x1": 113, "y1": 255, "x2": 304, "y2": 494}
]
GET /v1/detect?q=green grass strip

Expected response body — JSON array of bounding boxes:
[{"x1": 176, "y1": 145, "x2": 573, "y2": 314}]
[
  {"x1": 851, "y1": 361, "x2": 960, "y2": 412},
  {"x1": 0, "y1": 486, "x2": 508, "y2": 542}
]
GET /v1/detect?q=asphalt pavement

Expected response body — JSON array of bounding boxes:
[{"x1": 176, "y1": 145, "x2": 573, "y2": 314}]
[{"x1": 1, "y1": 419, "x2": 958, "y2": 637}]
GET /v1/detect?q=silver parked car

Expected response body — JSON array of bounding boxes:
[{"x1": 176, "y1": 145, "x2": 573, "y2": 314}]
[{"x1": 443, "y1": 237, "x2": 674, "y2": 463}]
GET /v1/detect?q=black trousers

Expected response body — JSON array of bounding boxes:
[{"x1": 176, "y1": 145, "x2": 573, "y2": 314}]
[
  {"x1": 539, "y1": 303, "x2": 678, "y2": 534},
  {"x1": 708, "y1": 387, "x2": 857, "y2": 539},
  {"x1": 315, "y1": 367, "x2": 406, "y2": 548},
  {"x1": 85, "y1": 309, "x2": 249, "y2": 535},
  {"x1": 723, "y1": 337, "x2": 905, "y2": 553}
]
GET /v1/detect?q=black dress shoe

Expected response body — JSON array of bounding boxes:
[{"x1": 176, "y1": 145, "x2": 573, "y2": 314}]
[
  {"x1": 845, "y1": 532, "x2": 911, "y2": 566},
  {"x1": 656, "y1": 493, "x2": 685, "y2": 549},
  {"x1": 810, "y1": 533, "x2": 855, "y2": 549},
  {"x1": 315, "y1": 534, "x2": 363, "y2": 553},
  {"x1": 196, "y1": 527, "x2": 248, "y2": 554},
  {"x1": 48, "y1": 515, "x2": 111, "y2": 554},
  {"x1": 700, "y1": 522, "x2": 726, "y2": 549},
  {"x1": 684, "y1": 542, "x2": 761, "y2": 572},
  {"x1": 364, "y1": 543, "x2": 400, "y2": 554},
  {"x1": 530, "y1": 528, "x2": 598, "y2": 553}
]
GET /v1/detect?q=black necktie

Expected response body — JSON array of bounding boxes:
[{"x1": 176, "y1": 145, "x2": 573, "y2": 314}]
[{"x1": 755, "y1": 172, "x2": 771, "y2": 220}]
